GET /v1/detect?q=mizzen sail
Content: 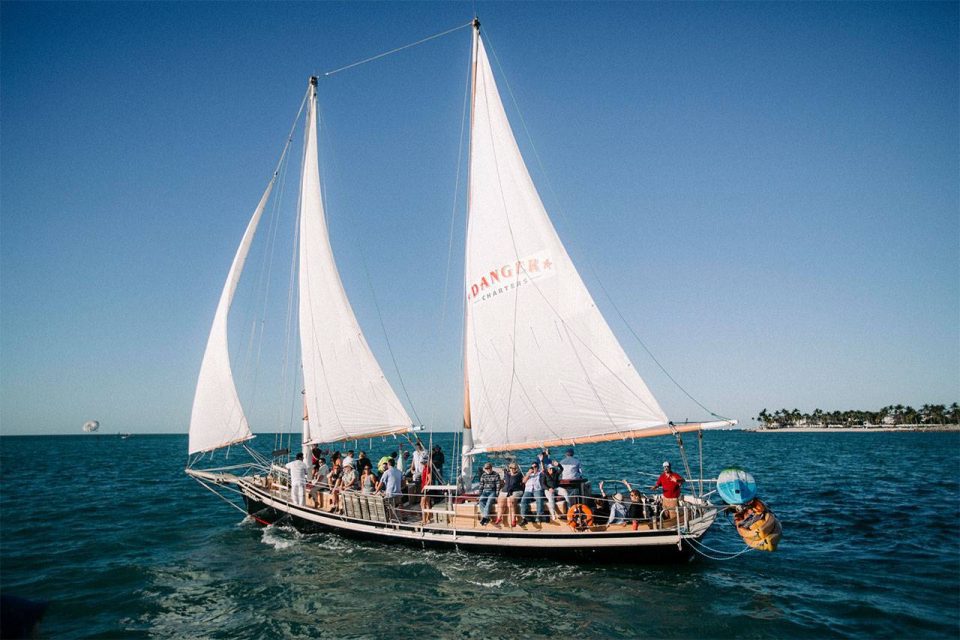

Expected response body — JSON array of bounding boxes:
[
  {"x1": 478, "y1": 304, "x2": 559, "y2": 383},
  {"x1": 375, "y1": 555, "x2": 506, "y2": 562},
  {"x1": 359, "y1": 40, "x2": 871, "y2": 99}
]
[
  {"x1": 298, "y1": 79, "x2": 413, "y2": 444},
  {"x1": 464, "y1": 34, "x2": 668, "y2": 454}
]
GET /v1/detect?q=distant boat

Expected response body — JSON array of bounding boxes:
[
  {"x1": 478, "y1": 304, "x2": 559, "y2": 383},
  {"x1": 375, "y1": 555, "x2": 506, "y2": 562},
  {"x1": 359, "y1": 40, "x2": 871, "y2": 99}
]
[
  {"x1": 119, "y1": 433, "x2": 132, "y2": 439},
  {"x1": 186, "y1": 18, "x2": 775, "y2": 562},
  {"x1": 82, "y1": 420, "x2": 99, "y2": 433}
]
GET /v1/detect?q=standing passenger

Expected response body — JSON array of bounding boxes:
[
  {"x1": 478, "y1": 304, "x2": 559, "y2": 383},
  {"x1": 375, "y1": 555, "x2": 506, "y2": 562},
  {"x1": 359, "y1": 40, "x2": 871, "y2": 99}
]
[
  {"x1": 420, "y1": 461, "x2": 434, "y2": 524},
  {"x1": 360, "y1": 465, "x2": 377, "y2": 495},
  {"x1": 285, "y1": 453, "x2": 308, "y2": 506},
  {"x1": 559, "y1": 448, "x2": 583, "y2": 505},
  {"x1": 432, "y1": 445, "x2": 446, "y2": 483},
  {"x1": 652, "y1": 461, "x2": 684, "y2": 519},
  {"x1": 377, "y1": 458, "x2": 404, "y2": 508}
]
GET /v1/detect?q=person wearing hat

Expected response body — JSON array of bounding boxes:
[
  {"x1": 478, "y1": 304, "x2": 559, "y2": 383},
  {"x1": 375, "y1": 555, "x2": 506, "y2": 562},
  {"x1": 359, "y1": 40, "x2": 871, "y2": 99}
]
[
  {"x1": 285, "y1": 452, "x2": 309, "y2": 506},
  {"x1": 476, "y1": 462, "x2": 502, "y2": 525},
  {"x1": 329, "y1": 461, "x2": 354, "y2": 513},
  {"x1": 651, "y1": 461, "x2": 685, "y2": 519},
  {"x1": 598, "y1": 480, "x2": 628, "y2": 525}
]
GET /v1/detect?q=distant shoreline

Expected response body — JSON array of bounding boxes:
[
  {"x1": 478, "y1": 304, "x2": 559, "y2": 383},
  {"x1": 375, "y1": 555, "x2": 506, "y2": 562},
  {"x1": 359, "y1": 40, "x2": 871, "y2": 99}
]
[{"x1": 751, "y1": 425, "x2": 959, "y2": 433}]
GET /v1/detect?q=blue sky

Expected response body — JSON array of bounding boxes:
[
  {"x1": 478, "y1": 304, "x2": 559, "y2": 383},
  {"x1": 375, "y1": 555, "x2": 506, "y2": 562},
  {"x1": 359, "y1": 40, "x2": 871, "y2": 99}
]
[{"x1": 2, "y1": 2, "x2": 957, "y2": 436}]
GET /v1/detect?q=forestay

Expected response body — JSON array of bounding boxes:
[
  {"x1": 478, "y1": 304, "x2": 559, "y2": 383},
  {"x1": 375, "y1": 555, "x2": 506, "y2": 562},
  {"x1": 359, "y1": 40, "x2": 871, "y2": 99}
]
[
  {"x1": 298, "y1": 80, "x2": 413, "y2": 443},
  {"x1": 463, "y1": 34, "x2": 668, "y2": 454}
]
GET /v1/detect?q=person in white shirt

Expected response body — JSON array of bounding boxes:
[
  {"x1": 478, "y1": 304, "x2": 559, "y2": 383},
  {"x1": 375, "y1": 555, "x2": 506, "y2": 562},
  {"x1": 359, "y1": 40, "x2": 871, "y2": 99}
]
[
  {"x1": 285, "y1": 453, "x2": 308, "y2": 506},
  {"x1": 341, "y1": 450, "x2": 355, "y2": 470}
]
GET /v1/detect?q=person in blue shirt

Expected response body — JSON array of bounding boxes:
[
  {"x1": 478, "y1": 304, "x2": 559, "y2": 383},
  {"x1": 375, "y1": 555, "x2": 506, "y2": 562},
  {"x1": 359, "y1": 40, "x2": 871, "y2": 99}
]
[{"x1": 376, "y1": 458, "x2": 403, "y2": 507}]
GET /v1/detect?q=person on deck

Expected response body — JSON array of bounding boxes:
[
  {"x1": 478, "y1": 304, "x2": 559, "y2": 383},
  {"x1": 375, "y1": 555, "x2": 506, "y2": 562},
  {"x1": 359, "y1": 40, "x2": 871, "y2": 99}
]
[
  {"x1": 419, "y1": 461, "x2": 434, "y2": 524},
  {"x1": 360, "y1": 464, "x2": 377, "y2": 495},
  {"x1": 355, "y1": 451, "x2": 372, "y2": 477},
  {"x1": 285, "y1": 453, "x2": 308, "y2": 506},
  {"x1": 519, "y1": 463, "x2": 545, "y2": 525},
  {"x1": 652, "y1": 461, "x2": 684, "y2": 519},
  {"x1": 413, "y1": 442, "x2": 428, "y2": 476},
  {"x1": 326, "y1": 460, "x2": 343, "y2": 511},
  {"x1": 477, "y1": 462, "x2": 502, "y2": 525},
  {"x1": 598, "y1": 481, "x2": 627, "y2": 525},
  {"x1": 558, "y1": 448, "x2": 583, "y2": 505},
  {"x1": 309, "y1": 457, "x2": 330, "y2": 506},
  {"x1": 542, "y1": 462, "x2": 561, "y2": 521},
  {"x1": 536, "y1": 449, "x2": 552, "y2": 471},
  {"x1": 341, "y1": 463, "x2": 357, "y2": 490},
  {"x1": 377, "y1": 458, "x2": 404, "y2": 507},
  {"x1": 559, "y1": 449, "x2": 582, "y2": 480},
  {"x1": 313, "y1": 457, "x2": 330, "y2": 484},
  {"x1": 497, "y1": 463, "x2": 524, "y2": 526},
  {"x1": 342, "y1": 450, "x2": 355, "y2": 470},
  {"x1": 622, "y1": 483, "x2": 646, "y2": 531},
  {"x1": 432, "y1": 445, "x2": 445, "y2": 483}
]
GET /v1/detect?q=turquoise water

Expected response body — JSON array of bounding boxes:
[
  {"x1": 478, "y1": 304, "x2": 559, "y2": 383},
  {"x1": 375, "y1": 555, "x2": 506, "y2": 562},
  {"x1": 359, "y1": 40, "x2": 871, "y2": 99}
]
[{"x1": 1, "y1": 432, "x2": 958, "y2": 638}]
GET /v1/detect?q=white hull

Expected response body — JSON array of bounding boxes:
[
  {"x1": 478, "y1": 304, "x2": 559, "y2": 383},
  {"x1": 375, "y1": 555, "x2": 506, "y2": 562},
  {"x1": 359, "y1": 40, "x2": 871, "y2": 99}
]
[{"x1": 235, "y1": 476, "x2": 717, "y2": 562}]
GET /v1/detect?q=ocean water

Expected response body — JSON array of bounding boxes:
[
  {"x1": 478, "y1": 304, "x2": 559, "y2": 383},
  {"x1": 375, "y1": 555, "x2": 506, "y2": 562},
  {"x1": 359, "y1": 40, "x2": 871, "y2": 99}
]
[{"x1": 1, "y1": 431, "x2": 958, "y2": 639}]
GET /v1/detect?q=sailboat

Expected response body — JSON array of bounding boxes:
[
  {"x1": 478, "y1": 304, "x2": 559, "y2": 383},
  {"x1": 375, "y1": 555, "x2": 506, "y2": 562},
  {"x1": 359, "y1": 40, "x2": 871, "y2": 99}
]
[{"x1": 186, "y1": 19, "x2": 776, "y2": 562}]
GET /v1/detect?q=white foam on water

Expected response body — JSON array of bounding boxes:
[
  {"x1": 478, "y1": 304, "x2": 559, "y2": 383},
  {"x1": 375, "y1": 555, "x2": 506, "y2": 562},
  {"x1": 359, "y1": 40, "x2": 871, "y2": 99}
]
[{"x1": 260, "y1": 524, "x2": 299, "y2": 550}]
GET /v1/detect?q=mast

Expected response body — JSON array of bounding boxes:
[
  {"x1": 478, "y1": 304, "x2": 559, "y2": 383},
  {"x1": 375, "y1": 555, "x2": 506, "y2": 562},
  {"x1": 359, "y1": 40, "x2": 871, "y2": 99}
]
[
  {"x1": 297, "y1": 74, "x2": 413, "y2": 445},
  {"x1": 459, "y1": 17, "x2": 481, "y2": 489}
]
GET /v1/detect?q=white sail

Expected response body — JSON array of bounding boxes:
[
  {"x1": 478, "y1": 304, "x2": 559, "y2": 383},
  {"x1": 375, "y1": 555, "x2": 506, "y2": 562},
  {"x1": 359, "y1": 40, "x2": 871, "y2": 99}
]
[
  {"x1": 189, "y1": 180, "x2": 276, "y2": 455},
  {"x1": 298, "y1": 80, "x2": 413, "y2": 444},
  {"x1": 463, "y1": 34, "x2": 668, "y2": 454}
]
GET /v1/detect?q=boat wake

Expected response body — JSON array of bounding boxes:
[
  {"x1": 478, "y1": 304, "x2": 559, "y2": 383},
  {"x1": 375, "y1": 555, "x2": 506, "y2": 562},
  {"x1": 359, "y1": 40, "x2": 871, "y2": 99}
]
[{"x1": 259, "y1": 524, "x2": 301, "y2": 551}]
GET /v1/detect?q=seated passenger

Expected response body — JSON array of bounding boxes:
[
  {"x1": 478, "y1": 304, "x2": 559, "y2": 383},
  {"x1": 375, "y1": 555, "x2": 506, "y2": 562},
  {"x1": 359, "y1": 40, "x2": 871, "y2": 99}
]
[
  {"x1": 624, "y1": 485, "x2": 645, "y2": 531},
  {"x1": 477, "y1": 462, "x2": 502, "y2": 525},
  {"x1": 519, "y1": 463, "x2": 545, "y2": 525},
  {"x1": 598, "y1": 481, "x2": 627, "y2": 525},
  {"x1": 542, "y1": 462, "x2": 561, "y2": 522},
  {"x1": 497, "y1": 463, "x2": 524, "y2": 526}
]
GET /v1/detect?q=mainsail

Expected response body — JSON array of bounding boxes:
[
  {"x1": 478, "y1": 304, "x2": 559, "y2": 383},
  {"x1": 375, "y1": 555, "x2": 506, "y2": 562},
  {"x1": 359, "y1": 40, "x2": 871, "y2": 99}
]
[
  {"x1": 297, "y1": 78, "x2": 413, "y2": 443},
  {"x1": 463, "y1": 32, "x2": 669, "y2": 454}
]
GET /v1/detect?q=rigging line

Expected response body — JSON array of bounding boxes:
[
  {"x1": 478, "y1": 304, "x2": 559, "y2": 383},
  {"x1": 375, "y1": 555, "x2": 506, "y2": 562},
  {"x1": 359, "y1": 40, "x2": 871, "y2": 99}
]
[
  {"x1": 482, "y1": 28, "x2": 729, "y2": 423},
  {"x1": 438, "y1": 43, "x2": 472, "y2": 334},
  {"x1": 357, "y1": 243, "x2": 423, "y2": 428},
  {"x1": 324, "y1": 20, "x2": 476, "y2": 77}
]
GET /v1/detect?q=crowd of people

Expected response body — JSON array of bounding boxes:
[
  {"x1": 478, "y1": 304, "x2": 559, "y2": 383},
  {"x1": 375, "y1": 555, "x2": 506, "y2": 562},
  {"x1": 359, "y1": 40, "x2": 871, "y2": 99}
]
[
  {"x1": 284, "y1": 443, "x2": 686, "y2": 529},
  {"x1": 284, "y1": 442, "x2": 448, "y2": 515}
]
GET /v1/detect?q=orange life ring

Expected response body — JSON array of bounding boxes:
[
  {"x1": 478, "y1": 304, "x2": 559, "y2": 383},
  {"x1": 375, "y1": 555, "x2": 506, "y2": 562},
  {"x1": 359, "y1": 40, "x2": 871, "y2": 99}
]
[{"x1": 567, "y1": 504, "x2": 594, "y2": 530}]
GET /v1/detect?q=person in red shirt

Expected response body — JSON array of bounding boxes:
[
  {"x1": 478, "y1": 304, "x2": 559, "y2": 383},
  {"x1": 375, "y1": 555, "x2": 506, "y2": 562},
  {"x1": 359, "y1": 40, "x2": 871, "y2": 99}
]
[{"x1": 651, "y1": 461, "x2": 684, "y2": 519}]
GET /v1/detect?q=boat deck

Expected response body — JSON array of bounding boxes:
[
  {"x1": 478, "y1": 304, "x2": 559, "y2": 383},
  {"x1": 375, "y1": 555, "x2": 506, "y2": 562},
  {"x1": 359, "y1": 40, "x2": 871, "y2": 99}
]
[{"x1": 249, "y1": 475, "x2": 689, "y2": 536}]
